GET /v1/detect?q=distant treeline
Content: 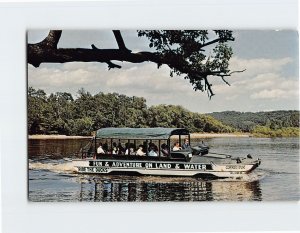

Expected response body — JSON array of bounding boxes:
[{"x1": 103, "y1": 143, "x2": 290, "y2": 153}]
[
  {"x1": 28, "y1": 87, "x2": 234, "y2": 136},
  {"x1": 251, "y1": 126, "x2": 299, "y2": 138},
  {"x1": 208, "y1": 111, "x2": 299, "y2": 132}
]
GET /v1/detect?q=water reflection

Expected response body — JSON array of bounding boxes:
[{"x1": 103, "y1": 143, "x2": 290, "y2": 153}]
[
  {"x1": 76, "y1": 176, "x2": 262, "y2": 202},
  {"x1": 29, "y1": 139, "x2": 90, "y2": 159}
]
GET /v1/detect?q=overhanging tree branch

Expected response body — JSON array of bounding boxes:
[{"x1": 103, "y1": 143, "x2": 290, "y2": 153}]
[{"x1": 27, "y1": 30, "x2": 244, "y2": 98}]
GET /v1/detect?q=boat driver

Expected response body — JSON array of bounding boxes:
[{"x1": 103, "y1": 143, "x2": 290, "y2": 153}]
[{"x1": 182, "y1": 138, "x2": 190, "y2": 149}]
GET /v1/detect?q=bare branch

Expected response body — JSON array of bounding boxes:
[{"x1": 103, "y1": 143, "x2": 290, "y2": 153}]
[
  {"x1": 210, "y1": 69, "x2": 246, "y2": 86},
  {"x1": 91, "y1": 44, "x2": 121, "y2": 69},
  {"x1": 203, "y1": 76, "x2": 214, "y2": 98},
  {"x1": 228, "y1": 69, "x2": 246, "y2": 75},
  {"x1": 221, "y1": 77, "x2": 231, "y2": 86},
  {"x1": 200, "y1": 37, "x2": 234, "y2": 48},
  {"x1": 113, "y1": 30, "x2": 131, "y2": 52},
  {"x1": 107, "y1": 61, "x2": 121, "y2": 70}
]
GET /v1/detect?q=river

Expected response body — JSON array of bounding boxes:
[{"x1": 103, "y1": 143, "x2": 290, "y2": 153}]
[{"x1": 28, "y1": 137, "x2": 299, "y2": 201}]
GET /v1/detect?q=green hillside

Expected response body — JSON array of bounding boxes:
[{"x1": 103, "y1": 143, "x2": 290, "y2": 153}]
[
  {"x1": 208, "y1": 111, "x2": 299, "y2": 131},
  {"x1": 28, "y1": 87, "x2": 234, "y2": 136}
]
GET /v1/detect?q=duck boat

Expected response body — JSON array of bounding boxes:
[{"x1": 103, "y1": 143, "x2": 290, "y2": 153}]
[{"x1": 72, "y1": 127, "x2": 261, "y2": 179}]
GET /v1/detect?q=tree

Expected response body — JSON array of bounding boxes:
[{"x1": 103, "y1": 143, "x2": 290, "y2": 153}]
[
  {"x1": 28, "y1": 30, "x2": 244, "y2": 98},
  {"x1": 28, "y1": 87, "x2": 49, "y2": 134}
]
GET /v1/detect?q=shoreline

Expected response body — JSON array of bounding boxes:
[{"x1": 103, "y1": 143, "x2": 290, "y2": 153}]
[
  {"x1": 29, "y1": 133, "x2": 250, "y2": 140},
  {"x1": 190, "y1": 133, "x2": 250, "y2": 138},
  {"x1": 29, "y1": 135, "x2": 92, "y2": 139}
]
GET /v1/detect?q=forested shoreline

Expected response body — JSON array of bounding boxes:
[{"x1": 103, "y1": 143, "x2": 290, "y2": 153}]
[
  {"x1": 28, "y1": 87, "x2": 299, "y2": 137},
  {"x1": 208, "y1": 111, "x2": 299, "y2": 137}
]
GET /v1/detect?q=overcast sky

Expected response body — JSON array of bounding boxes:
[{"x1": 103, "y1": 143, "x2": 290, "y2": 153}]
[{"x1": 28, "y1": 30, "x2": 299, "y2": 113}]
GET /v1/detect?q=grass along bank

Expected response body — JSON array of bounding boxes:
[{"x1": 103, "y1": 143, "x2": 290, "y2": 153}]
[{"x1": 251, "y1": 126, "x2": 300, "y2": 138}]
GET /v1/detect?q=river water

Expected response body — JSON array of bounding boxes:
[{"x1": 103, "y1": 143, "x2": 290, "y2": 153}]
[{"x1": 28, "y1": 137, "x2": 299, "y2": 201}]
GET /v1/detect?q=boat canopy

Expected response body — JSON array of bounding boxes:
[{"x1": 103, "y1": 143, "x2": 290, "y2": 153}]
[{"x1": 96, "y1": 127, "x2": 189, "y2": 140}]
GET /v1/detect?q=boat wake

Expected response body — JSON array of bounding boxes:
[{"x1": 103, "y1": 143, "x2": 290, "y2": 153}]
[
  {"x1": 218, "y1": 170, "x2": 267, "y2": 182},
  {"x1": 29, "y1": 158, "x2": 77, "y2": 174}
]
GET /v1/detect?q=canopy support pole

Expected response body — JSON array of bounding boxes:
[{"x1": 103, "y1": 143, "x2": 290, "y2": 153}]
[
  {"x1": 158, "y1": 140, "x2": 161, "y2": 158},
  {"x1": 94, "y1": 137, "x2": 97, "y2": 158},
  {"x1": 167, "y1": 139, "x2": 170, "y2": 157},
  {"x1": 110, "y1": 138, "x2": 113, "y2": 155}
]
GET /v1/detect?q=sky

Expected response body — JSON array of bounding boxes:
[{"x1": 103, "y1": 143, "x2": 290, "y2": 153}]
[{"x1": 27, "y1": 30, "x2": 299, "y2": 113}]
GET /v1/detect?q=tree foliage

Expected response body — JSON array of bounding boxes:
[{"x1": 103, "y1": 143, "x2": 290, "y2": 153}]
[
  {"x1": 28, "y1": 87, "x2": 299, "y2": 137},
  {"x1": 137, "y1": 30, "x2": 236, "y2": 96},
  {"x1": 28, "y1": 87, "x2": 234, "y2": 136}
]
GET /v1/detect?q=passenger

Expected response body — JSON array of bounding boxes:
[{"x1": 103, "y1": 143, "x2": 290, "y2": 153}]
[
  {"x1": 172, "y1": 142, "x2": 182, "y2": 151},
  {"x1": 112, "y1": 142, "x2": 118, "y2": 155},
  {"x1": 103, "y1": 142, "x2": 109, "y2": 152},
  {"x1": 148, "y1": 142, "x2": 158, "y2": 152},
  {"x1": 125, "y1": 147, "x2": 135, "y2": 155},
  {"x1": 136, "y1": 145, "x2": 146, "y2": 156},
  {"x1": 125, "y1": 143, "x2": 136, "y2": 155},
  {"x1": 182, "y1": 138, "x2": 190, "y2": 149},
  {"x1": 148, "y1": 143, "x2": 158, "y2": 157},
  {"x1": 125, "y1": 143, "x2": 129, "y2": 155},
  {"x1": 148, "y1": 148, "x2": 158, "y2": 157},
  {"x1": 129, "y1": 147, "x2": 135, "y2": 155},
  {"x1": 130, "y1": 143, "x2": 136, "y2": 152},
  {"x1": 97, "y1": 143, "x2": 105, "y2": 154},
  {"x1": 161, "y1": 143, "x2": 169, "y2": 156},
  {"x1": 117, "y1": 143, "x2": 125, "y2": 155}
]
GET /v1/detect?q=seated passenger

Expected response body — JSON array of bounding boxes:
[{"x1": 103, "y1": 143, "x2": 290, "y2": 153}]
[
  {"x1": 172, "y1": 142, "x2": 182, "y2": 151},
  {"x1": 161, "y1": 143, "x2": 169, "y2": 156},
  {"x1": 112, "y1": 142, "x2": 118, "y2": 155},
  {"x1": 125, "y1": 147, "x2": 135, "y2": 155},
  {"x1": 97, "y1": 143, "x2": 105, "y2": 154},
  {"x1": 129, "y1": 147, "x2": 135, "y2": 155},
  {"x1": 117, "y1": 143, "x2": 125, "y2": 155},
  {"x1": 136, "y1": 145, "x2": 146, "y2": 156},
  {"x1": 148, "y1": 143, "x2": 158, "y2": 157},
  {"x1": 125, "y1": 143, "x2": 129, "y2": 155},
  {"x1": 148, "y1": 142, "x2": 158, "y2": 151},
  {"x1": 182, "y1": 138, "x2": 190, "y2": 149},
  {"x1": 103, "y1": 142, "x2": 109, "y2": 152},
  {"x1": 148, "y1": 149, "x2": 158, "y2": 157}
]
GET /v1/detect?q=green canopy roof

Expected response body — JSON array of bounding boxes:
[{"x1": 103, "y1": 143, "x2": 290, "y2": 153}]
[{"x1": 96, "y1": 127, "x2": 189, "y2": 140}]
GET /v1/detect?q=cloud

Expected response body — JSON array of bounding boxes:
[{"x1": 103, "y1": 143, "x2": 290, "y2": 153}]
[
  {"x1": 250, "y1": 89, "x2": 298, "y2": 100},
  {"x1": 28, "y1": 54, "x2": 299, "y2": 113},
  {"x1": 229, "y1": 56, "x2": 293, "y2": 77},
  {"x1": 214, "y1": 57, "x2": 299, "y2": 100},
  {"x1": 28, "y1": 62, "x2": 204, "y2": 106}
]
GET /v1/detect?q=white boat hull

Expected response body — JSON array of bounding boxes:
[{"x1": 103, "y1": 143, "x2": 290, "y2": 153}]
[{"x1": 72, "y1": 158, "x2": 260, "y2": 179}]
